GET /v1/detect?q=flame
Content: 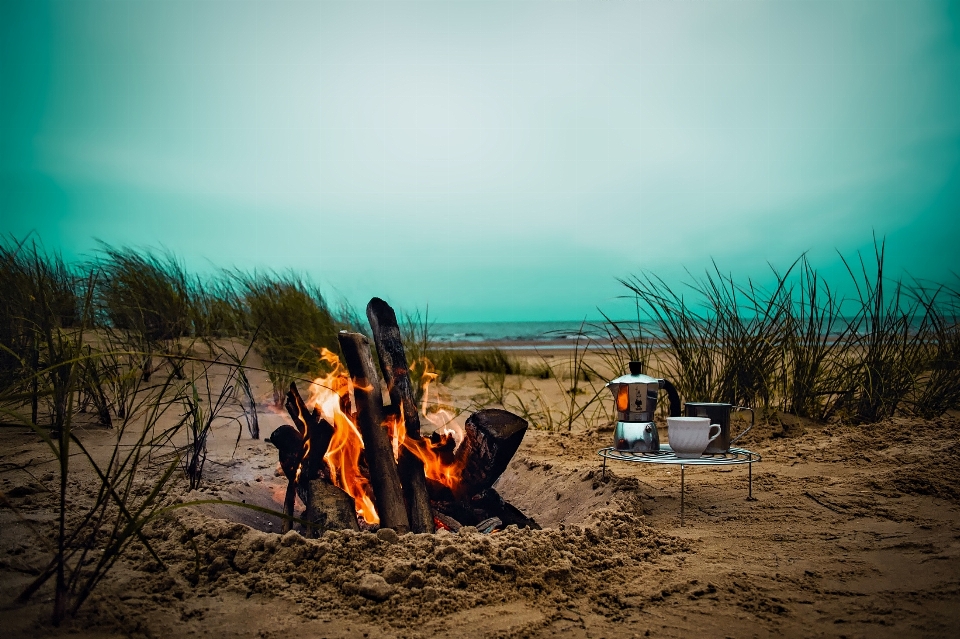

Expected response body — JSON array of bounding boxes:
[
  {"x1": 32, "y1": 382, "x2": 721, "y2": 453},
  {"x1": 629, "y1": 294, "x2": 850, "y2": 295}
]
[
  {"x1": 298, "y1": 349, "x2": 469, "y2": 523},
  {"x1": 304, "y1": 348, "x2": 379, "y2": 524},
  {"x1": 401, "y1": 357, "x2": 468, "y2": 492}
]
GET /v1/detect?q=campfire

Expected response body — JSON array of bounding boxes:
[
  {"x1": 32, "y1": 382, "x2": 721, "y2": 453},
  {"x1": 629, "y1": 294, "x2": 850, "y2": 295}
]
[{"x1": 266, "y1": 298, "x2": 538, "y2": 535}]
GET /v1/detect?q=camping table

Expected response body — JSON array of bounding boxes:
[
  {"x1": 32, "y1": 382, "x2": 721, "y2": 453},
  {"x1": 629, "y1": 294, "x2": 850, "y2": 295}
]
[{"x1": 597, "y1": 446, "x2": 761, "y2": 526}]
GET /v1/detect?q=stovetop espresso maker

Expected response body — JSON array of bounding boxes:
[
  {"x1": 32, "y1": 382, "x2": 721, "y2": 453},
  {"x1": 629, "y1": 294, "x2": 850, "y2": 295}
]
[{"x1": 606, "y1": 361, "x2": 681, "y2": 452}]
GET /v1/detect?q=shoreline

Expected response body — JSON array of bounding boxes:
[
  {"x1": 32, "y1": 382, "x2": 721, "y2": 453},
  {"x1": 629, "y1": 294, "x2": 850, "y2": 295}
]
[{"x1": 433, "y1": 339, "x2": 613, "y2": 351}]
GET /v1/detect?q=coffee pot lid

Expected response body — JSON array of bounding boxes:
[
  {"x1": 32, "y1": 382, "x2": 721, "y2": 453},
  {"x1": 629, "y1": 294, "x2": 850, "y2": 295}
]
[{"x1": 607, "y1": 361, "x2": 660, "y2": 386}]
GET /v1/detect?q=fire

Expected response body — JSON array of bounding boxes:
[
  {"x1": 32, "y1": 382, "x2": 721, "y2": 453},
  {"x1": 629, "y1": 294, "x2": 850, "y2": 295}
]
[
  {"x1": 305, "y1": 348, "x2": 379, "y2": 524},
  {"x1": 301, "y1": 349, "x2": 467, "y2": 524},
  {"x1": 402, "y1": 357, "x2": 468, "y2": 491}
]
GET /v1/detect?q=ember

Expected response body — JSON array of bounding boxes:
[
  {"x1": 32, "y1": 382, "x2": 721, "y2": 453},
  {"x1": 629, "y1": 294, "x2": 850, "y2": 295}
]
[{"x1": 265, "y1": 297, "x2": 537, "y2": 536}]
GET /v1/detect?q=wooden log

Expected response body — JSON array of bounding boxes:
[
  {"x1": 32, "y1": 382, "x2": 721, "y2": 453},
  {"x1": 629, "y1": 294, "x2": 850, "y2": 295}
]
[
  {"x1": 471, "y1": 487, "x2": 541, "y2": 529},
  {"x1": 431, "y1": 488, "x2": 539, "y2": 530},
  {"x1": 284, "y1": 382, "x2": 334, "y2": 482},
  {"x1": 265, "y1": 424, "x2": 303, "y2": 533},
  {"x1": 265, "y1": 424, "x2": 303, "y2": 481},
  {"x1": 365, "y1": 298, "x2": 421, "y2": 434},
  {"x1": 425, "y1": 408, "x2": 528, "y2": 501},
  {"x1": 366, "y1": 298, "x2": 434, "y2": 533},
  {"x1": 337, "y1": 331, "x2": 410, "y2": 534},
  {"x1": 476, "y1": 517, "x2": 502, "y2": 534},
  {"x1": 431, "y1": 510, "x2": 462, "y2": 533},
  {"x1": 297, "y1": 479, "x2": 359, "y2": 534},
  {"x1": 280, "y1": 481, "x2": 297, "y2": 534}
]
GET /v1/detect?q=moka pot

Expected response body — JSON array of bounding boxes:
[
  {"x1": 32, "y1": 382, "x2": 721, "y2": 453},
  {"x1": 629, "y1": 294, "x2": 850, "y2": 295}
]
[{"x1": 607, "y1": 361, "x2": 682, "y2": 452}]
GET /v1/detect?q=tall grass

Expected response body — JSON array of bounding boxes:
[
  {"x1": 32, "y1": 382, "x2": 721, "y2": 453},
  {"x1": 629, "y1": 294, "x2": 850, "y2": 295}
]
[
  {"x1": 0, "y1": 237, "x2": 81, "y2": 425},
  {"x1": 6, "y1": 338, "x2": 271, "y2": 623},
  {"x1": 831, "y1": 241, "x2": 937, "y2": 422},
  {"x1": 777, "y1": 257, "x2": 845, "y2": 419},
  {"x1": 908, "y1": 281, "x2": 960, "y2": 417},
  {"x1": 621, "y1": 261, "x2": 796, "y2": 412},
  {"x1": 616, "y1": 240, "x2": 960, "y2": 425},
  {"x1": 232, "y1": 272, "x2": 354, "y2": 403}
]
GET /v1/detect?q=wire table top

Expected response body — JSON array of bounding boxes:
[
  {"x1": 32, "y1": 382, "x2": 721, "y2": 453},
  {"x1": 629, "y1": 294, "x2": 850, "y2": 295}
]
[
  {"x1": 598, "y1": 445, "x2": 762, "y2": 526},
  {"x1": 598, "y1": 446, "x2": 761, "y2": 466}
]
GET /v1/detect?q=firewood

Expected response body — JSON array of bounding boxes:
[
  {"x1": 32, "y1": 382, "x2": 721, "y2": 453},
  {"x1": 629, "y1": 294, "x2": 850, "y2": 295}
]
[
  {"x1": 476, "y1": 517, "x2": 502, "y2": 534},
  {"x1": 280, "y1": 480, "x2": 298, "y2": 534},
  {"x1": 431, "y1": 488, "x2": 539, "y2": 530},
  {"x1": 337, "y1": 331, "x2": 410, "y2": 534},
  {"x1": 265, "y1": 424, "x2": 303, "y2": 481},
  {"x1": 366, "y1": 298, "x2": 434, "y2": 533},
  {"x1": 432, "y1": 511, "x2": 462, "y2": 533},
  {"x1": 425, "y1": 408, "x2": 528, "y2": 501},
  {"x1": 265, "y1": 425, "x2": 304, "y2": 533},
  {"x1": 471, "y1": 488, "x2": 540, "y2": 529},
  {"x1": 284, "y1": 382, "x2": 334, "y2": 481},
  {"x1": 297, "y1": 479, "x2": 359, "y2": 534}
]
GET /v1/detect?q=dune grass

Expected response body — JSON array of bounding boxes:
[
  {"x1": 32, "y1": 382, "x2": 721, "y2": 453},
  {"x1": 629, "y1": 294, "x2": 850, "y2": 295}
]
[
  {"x1": 230, "y1": 272, "x2": 356, "y2": 403},
  {"x1": 617, "y1": 239, "x2": 960, "y2": 425}
]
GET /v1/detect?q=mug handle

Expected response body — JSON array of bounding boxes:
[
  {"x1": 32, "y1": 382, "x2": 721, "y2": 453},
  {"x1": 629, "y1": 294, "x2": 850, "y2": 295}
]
[
  {"x1": 707, "y1": 424, "x2": 721, "y2": 442},
  {"x1": 729, "y1": 406, "x2": 755, "y2": 445}
]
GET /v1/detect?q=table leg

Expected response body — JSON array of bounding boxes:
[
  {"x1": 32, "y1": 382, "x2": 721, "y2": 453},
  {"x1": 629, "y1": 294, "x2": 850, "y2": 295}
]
[
  {"x1": 601, "y1": 456, "x2": 607, "y2": 481},
  {"x1": 680, "y1": 464, "x2": 685, "y2": 527}
]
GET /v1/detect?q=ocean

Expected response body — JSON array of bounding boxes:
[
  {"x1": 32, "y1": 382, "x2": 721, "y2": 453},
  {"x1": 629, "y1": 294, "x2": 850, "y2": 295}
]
[{"x1": 429, "y1": 320, "x2": 617, "y2": 347}]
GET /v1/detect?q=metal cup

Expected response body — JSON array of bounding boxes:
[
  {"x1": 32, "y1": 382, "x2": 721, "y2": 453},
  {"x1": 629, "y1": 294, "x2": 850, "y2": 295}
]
[{"x1": 683, "y1": 402, "x2": 755, "y2": 454}]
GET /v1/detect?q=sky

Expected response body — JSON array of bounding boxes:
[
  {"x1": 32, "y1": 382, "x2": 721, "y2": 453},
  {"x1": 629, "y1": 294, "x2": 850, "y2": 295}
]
[{"x1": 2, "y1": 0, "x2": 959, "y2": 322}]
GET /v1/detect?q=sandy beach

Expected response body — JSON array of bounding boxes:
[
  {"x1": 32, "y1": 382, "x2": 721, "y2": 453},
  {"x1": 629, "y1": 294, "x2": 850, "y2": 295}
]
[{"x1": 2, "y1": 344, "x2": 958, "y2": 639}]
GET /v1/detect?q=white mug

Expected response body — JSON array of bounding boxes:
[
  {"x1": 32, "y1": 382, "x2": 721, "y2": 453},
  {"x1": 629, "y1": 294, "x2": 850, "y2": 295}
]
[{"x1": 666, "y1": 417, "x2": 721, "y2": 459}]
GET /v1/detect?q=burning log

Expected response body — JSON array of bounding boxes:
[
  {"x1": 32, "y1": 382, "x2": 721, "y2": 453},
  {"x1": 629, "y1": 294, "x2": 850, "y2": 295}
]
[
  {"x1": 297, "y1": 479, "x2": 359, "y2": 533},
  {"x1": 432, "y1": 510, "x2": 463, "y2": 533},
  {"x1": 425, "y1": 408, "x2": 527, "y2": 501},
  {"x1": 284, "y1": 382, "x2": 334, "y2": 482},
  {"x1": 283, "y1": 382, "x2": 341, "y2": 535},
  {"x1": 424, "y1": 409, "x2": 538, "y2": 531},
  {"x1": 431, "y1": 488, "x2": 540, "y2": 530},
  {"x1": 366, "y1": 298, "x2": 434, "y2": 534},
  {"x1": 337, "y1": 331, "x2": 410, "y2": 534}
]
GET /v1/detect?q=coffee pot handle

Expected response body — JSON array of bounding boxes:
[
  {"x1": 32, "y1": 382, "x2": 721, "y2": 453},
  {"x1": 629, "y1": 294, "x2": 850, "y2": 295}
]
[
  {"x1": 729, "y1": 406, "x2": 755, "y2": 445},
  {"x1": 660, "y1": 379, "x2": 682, "y2": 417}
]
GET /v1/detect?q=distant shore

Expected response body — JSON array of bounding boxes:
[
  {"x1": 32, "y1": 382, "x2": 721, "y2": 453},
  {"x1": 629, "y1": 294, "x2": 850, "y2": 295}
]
[{"x1": 437, "y1": 338, "x2": 614, "y2": 351}]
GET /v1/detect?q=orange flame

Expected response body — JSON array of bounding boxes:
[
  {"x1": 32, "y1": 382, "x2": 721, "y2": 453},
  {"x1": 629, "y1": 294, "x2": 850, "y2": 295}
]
[
  {"x1": 305, "y1": 348, "x2": 379, "y2": 524},
  {"x1": 299, "y1": 349, "x2": 468, "y2": 523},
  {"x1": 401, "y1": 357, "x2": 468, "y2": 492}
]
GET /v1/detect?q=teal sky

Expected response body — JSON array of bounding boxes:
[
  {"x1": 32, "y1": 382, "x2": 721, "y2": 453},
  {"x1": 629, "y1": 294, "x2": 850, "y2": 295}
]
[{"x1": 2, "y1": 0, "x2": 959, "y2": 321}]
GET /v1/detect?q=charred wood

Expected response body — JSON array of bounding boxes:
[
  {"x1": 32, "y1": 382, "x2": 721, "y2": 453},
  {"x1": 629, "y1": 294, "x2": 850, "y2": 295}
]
[
  {"x1": 265, "y1": 425, "x2": 303, "y2": 532},
  {"x1": 366, "y1": 297, "x2": 434, "y2": 534},
  {"x1": 432, "y1": 511, "x2": 463, "y2": 533},
  {"x1": 471, "y1": 488, "x2": 540, "y2": 530},
  {"x1": 424, "y1": 408, "x2": 527, "y2": 501},
  {"x1": 284, "y1": 382, "x2": 334, "y2": 482},
  {"x1": 298, "y1": 479, "x2": 359, "y2": 534},
  {"x1": 337, "y1": 331, "x2": 410, "y2": 534},
  {"x1": 266, "y1": 424, "x2": 302, "y2": 481},
  {"x1": 476, "y1": 517, "x2": 502, "y2": 534},
  {"x1": 459, "y1": 409, "x2": 527, "y2": 496},
  {"x1": 431, "y1": 488, "x2": 539, "y2": 530}
]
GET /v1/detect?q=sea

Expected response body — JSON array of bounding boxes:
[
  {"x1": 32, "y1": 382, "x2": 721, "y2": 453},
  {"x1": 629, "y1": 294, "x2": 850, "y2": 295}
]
[{"x1": 429, "y1": 320, "x2": 625, "y2": 349}]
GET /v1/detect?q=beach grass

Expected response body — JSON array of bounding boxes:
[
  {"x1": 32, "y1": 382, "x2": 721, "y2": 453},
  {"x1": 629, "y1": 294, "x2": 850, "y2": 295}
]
[
  {"x1": 2, "y1": 234, "x2": 958, "y2": 432},
  {"x1": 614, "y1": 238, "x2": 959, "y2": 425}
]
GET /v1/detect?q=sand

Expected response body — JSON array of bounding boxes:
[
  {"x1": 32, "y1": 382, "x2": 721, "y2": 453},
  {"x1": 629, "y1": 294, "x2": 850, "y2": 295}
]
[{"x1": 1, "y1": 350, "x2": 959, "y2": 638}]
